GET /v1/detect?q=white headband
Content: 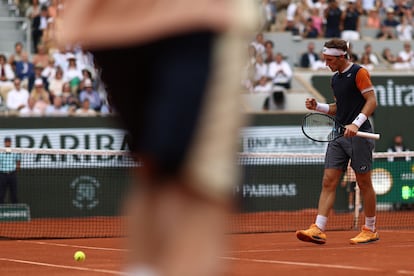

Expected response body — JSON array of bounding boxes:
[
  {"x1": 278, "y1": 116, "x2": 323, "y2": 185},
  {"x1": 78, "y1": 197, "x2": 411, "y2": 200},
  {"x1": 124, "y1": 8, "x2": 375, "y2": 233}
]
[{"x1": 323, "y1": 47, "x2": 347, "y2": 56}]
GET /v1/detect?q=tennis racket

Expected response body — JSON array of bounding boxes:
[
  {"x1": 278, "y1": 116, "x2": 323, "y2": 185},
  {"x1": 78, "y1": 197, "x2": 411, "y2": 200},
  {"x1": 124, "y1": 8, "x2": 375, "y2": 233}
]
[{"x1": 302, "y1": 113, "x2": 380, "y2": 142}]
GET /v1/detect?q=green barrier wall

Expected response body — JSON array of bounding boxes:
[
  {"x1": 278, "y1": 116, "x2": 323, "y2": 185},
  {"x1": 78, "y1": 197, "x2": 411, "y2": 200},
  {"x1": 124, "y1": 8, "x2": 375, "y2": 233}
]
[
  {"x1": 237, "y1": 164, "x2": 348, "y2": 212},
  {"x1": 0, "y1": 112, "x2": 411, "y2": 215},
  {"x1": 374, "y1": 160, "x2": 414, "y2": 204},
  {"x1": 16, "y1": 168, "x2": 131, "y2": 218}
]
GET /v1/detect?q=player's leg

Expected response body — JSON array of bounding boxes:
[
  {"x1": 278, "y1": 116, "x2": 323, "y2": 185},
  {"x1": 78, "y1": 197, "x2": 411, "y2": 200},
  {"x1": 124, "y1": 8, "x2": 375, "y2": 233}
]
[
  {"x1": 349, "y1": 136, "x2": 379, "y2": 244},
  {"x1": 296, "y1": 139, "x2": 348, "y2": 244}
]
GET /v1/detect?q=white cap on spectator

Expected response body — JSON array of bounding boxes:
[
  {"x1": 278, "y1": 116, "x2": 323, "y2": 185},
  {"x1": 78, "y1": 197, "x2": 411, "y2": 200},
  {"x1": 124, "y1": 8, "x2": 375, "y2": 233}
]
[
  {"x1": 34, "y1": 78, "x2": 43, "y2": 86},
  {"x1": 347, "y1": 0, "x2": 356, "y2": 3},
  {"x1": 66, "y1": 53, "x2": 76, "y2": 60},
  {"x1": 84, "y1": 78, "x2": 93, "y2": 87}
]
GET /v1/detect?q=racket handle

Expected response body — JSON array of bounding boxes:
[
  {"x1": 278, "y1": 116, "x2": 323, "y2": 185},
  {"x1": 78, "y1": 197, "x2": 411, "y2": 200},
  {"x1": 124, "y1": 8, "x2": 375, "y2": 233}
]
[{"x1": 356, "y1": 131, "x2": 380, "y2": 140}]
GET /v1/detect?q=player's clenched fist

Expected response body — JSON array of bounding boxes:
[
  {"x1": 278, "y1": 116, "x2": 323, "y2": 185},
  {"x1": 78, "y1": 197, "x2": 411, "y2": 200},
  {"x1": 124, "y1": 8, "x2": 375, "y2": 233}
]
[{"x1": 305, "y1": 98, "x2": 317, "y2": 110}]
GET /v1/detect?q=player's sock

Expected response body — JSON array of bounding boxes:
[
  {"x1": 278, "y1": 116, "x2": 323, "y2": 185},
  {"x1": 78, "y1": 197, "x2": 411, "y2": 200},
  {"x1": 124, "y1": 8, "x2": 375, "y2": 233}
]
[
  {"x1": 315, "y1": 215, "x2": 328, "y2": 231},
  {"x1": 365, "y1": 216, "x2": 376, "y2": 232}
]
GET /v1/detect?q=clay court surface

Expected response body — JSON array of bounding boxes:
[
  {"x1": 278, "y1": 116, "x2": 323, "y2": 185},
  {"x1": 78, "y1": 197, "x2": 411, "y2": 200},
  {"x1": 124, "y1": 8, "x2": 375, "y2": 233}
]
[{"x1": 1, "y1": 230, "x2": 414, "y2": 275}]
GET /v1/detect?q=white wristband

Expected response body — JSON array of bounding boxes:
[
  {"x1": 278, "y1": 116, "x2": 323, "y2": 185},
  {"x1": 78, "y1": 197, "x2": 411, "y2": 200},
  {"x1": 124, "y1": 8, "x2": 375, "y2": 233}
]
[
  {"x1": 315, "y1": 102, "x2": 329, "y2": 113},
  {"x1": 352, "y1": 113, "x2": 367, "y2": 128}
]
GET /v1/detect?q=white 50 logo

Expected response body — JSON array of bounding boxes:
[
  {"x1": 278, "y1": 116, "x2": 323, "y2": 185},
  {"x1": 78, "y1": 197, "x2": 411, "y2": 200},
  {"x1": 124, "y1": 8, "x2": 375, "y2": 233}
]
[{"x1": 71, "y1": 176, "x2": 100, "y2": 210}]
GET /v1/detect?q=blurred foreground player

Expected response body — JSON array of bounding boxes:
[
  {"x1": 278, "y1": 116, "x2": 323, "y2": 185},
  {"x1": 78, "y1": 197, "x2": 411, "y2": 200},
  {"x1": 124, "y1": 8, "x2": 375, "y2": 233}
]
[{"x1": 59, "y1": 1, "x2": 257, "y2": 275}]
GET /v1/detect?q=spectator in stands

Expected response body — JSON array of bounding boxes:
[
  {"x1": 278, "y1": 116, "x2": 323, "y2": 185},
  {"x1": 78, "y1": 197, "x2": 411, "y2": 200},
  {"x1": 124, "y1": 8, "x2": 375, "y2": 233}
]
[
  {"x1": 15, "y1": 52, "x2": 35, "y2": 90},
  {"x1": 61, "y1": 82, "x2": 79, "y2": 112},
  {"x1": 286, "y1": 0, "x2": 299, "y2": 26},
  {"x1": 260, "y1": 0, "x2": 276, "y2": 31},
  {"x1": 365, "y1": 7, "x2": 381, "y2": 29},
  {"x1": 75, "y1": 98, "x2": 97, "y2": 116},
  {"x1": 311, "y1": 52, "x2": 328, "y2": 71},
  {"x1": 395, "y1": 14, "x2": 413, "y2": 41},
  {"x1": 387, "y1": 134, "x2": 411, "y2": 162},
  {"x1": 361, "y1": 43, "x2": 380, "y2": 66},
  {"x1": 6, "y1": 78, "x2": 30, "y2": 114},
  {"x1": 390, "y1": 135, "x2": 410, "y2": 161},
  {"x1": 25, "y1": 0, "x2": 41, "y2": 21},
  {"x1": 52, "y1": 47, "x2": 70, "y2": 72},
  {"x1": 41, "y1": 56, "x2": 57, "y2": 83},
  {"x1": 0, "y1": 137, "x2": 21, "y2": 204},
  {"x1": 32, "y1": 43, "x2": 50, "y2": 68},
  {"x1": 340, "y1": 0, "x2": 361, "y2": 41},
  {"x1": 393, "y1": 0, "x2": 411, "y2": 22},
  {"x1": 75, "y1": 48, "x2": 95, "y2": 72},
  {"x1": 359, "y1": 53, "x2": 375, "y2": 71},
  {"x1": 247, "y1": 44, "x2": 257, "y2": 67},
  {"x1": 310, "y1": 7, "x2": 324, "y2": 37},
  {"x1": 264, "y1": 40, "x2": 275, "y2": 64},
  {"x1": 253, "y1": 76, "x2": 272, "y2": 93},
  {"x1": 284, "y1": 19, "x2": 301, "y2": 36},
  {"x1": 31, "y1": 5, "x2": 49, "y2": 53},
  {"x1": 302, "y1": 17, "x2": 319, "y2": 38},
  {"x1": 19, "y1": 97, "x2": 42, "y2": 116},
  {"x1": 27, "y1": 62, "x2": 47, "y2": 92},
  {"x1": 48, "y1": 66, "x2": 64, "y2": 98},
  {"x1": 251, "y1": 33, "x2": 265, "y2": 55},
  {"x1": 299, "y1": 41, "x2": 320, "y2": 69},
  {"x1": 376, "y1": 24, "x2": 397, "y2": 40},
  {"x1": 324, "y1": 0, "x2": 342, "y2": 38},
  {"x1": 382, "y1": 7, "x2": 400, "y2": 36},
  {"x1": 254, "y1": 54, "x2": 268, "y2": 84},
  {"x1": 0, "y1": 54, "x2": 15, "y2": 103},
  {"x1": 79, "y1": 78, "x2": 101, "y2": 111},
  {"x1": 382, "y1": 47, "x2": 399, "y2": 65},
  {"x1": 78, "y1": 69, "x2": 94, "y2": 91},
  {"x1": 394, "y1": 41, "x2": 414, "y2": 69},
  {"x1": 30, "y1": 78, "x2": 50, "y2": 112},
  {"x1": 64, "y1": 53, "x2": 83, "y2": 95},
  {"x1": 8, "y1": 42, "x2": 27, "y2": 65},
  {"x1": 44, "y1": 95, "x2": 68, "y2": 116},
  {"x1": 268, "y1": 52, "x2": 293, "y2": 89},
  {"x1": 241, "y1": 45, "x2": 255, "y2": 92},
  {"x1": 361, "y1": 0, "x2": 377, "y2": 15}
]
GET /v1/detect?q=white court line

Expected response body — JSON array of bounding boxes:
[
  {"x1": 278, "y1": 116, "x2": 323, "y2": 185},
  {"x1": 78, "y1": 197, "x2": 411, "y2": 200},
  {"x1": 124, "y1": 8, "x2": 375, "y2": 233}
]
[
  {"x1": 222, "y1": 256, "x2": 414, "y2": 275},
  {"x1": 0, "y1": 257, "x2": 126, "y2": 275},
  {"x1": 227, "y1": 246, "x2": 362, "y2": 253},
  {"x1": 18, "y1": 240, "x2": 128, "y2": 252},
  {"x1": 222, "y1": 256, "x2": 383, "y2": 272}
]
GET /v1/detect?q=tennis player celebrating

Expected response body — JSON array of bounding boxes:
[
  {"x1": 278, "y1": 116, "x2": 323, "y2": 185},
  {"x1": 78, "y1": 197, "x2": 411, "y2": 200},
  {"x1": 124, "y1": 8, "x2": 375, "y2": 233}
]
[{"x1": 297, "y1": 38, "x2": 379, "y2": 245}]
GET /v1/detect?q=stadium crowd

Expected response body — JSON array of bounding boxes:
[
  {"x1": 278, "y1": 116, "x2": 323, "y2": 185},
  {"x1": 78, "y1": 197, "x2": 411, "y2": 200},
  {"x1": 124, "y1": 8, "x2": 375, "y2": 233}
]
[
  {"x1": 2, "y1": 0, "x2": 414, "y2": 114},
  {"x1": 242, "y1": 0, "x2": 414, "y2": 108},
  {"x1": 0, "y1": 0, "x2": 111, "y2": 116}
]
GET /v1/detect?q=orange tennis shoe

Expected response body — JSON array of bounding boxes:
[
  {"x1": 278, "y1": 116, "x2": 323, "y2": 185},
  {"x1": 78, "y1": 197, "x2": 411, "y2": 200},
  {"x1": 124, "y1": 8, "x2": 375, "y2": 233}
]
[
  {"x1": 296, "y1": 224, "x2": 327, "y2": 244},
  {"x1": 350, "y1": 226, "x2": 379, "y2": 244}
]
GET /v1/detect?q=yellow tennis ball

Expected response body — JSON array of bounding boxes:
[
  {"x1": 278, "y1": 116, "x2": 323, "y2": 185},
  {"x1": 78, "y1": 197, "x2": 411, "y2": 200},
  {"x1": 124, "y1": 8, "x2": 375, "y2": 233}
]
[{"x1": 74, "y1": 251, "x2": 86, "y2": 262}]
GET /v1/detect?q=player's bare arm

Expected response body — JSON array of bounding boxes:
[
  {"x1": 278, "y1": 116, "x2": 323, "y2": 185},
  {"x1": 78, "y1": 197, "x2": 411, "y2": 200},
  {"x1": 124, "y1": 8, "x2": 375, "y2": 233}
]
[{"x1": 305, "y1": 98, "x2": 337, "y2": 116}]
